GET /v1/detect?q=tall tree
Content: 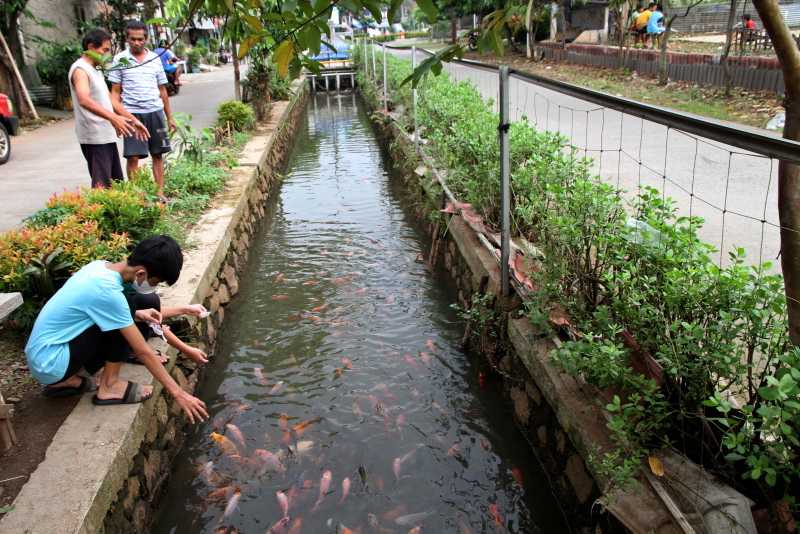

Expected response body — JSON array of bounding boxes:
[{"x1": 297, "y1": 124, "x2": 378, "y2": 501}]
[
  {"x1": 752, "y1": 0, "x2": 800, "y2": 344},
  {"x1": 720, "y1": 0, "x2": 738, "y2": 95},
  {"x1": 657, "y1": 0, "x2": 704, "y2": 85},
  {"x1": 0, "y1": 0, "x2": 37, "y2": 119}
]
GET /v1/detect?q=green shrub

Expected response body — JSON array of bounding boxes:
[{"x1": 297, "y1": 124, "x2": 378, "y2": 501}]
[
  {"x1": 216, "y1": 100, "x2": 256, "y2": 132},
  {"x1": 36, "y1": 40, "x2": 82, "y2": 104}
]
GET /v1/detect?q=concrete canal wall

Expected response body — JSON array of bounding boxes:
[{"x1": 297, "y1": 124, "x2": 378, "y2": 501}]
[{"x1": 0, "y1": 82, "x2": 308, "y2": 534}]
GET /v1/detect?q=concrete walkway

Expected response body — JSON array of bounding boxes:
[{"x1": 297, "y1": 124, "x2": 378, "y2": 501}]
[{"x1": 0, "y1": 65, "x2": 236, "y2": 232}]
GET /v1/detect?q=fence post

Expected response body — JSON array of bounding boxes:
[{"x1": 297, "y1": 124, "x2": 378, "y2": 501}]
[
  {"x1": 499, "y1": 66, "x2": 511, "y2": 297},
  {"x1": 382, "y1": 43, "x2": 388, "y2": 112},
  {"x1": 363, "y1": 38, "x2": 368, "y2": 77},
  {"x1": 371, "y1": 41, "x2": 377, "y2": 80},
  {"x1": 412, "y1": 46, "x2": 418, "y2": 151}
]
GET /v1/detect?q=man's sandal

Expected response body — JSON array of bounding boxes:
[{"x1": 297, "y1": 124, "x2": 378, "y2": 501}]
[
  {"x1": 92, "y1": 381, "x2": 153, "y2": 406},
  {"x1": 43, "y1": 375, "x2": 96, "y2": 398}
]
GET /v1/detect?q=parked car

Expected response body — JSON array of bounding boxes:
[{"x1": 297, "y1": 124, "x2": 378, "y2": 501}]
[{"x1": 0, "y1": 93, "x2": 19, "y2": 165}]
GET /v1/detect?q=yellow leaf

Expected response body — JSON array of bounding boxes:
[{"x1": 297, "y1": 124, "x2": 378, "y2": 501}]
[
  {"x1": 274, "y1": 40, "x2": 294, "y2": 78},
  {"x1": 648, "y1": 455, "x2": 665, "y2": 477}
]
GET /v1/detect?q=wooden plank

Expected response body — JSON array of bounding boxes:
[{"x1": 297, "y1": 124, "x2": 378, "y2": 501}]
[{"x1": 0, "y1": 292, "x2": 23, "y2": 322}]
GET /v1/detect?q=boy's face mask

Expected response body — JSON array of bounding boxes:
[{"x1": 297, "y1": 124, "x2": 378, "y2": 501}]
[{"x1": 133, "y1": 270, "x2": 158, "y2": 294}]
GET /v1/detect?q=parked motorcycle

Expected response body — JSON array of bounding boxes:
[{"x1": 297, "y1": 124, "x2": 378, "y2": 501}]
[
  {"x1": 467, "y1": 30, "x2": 481, "y2": 51},
  {"x1": 166, "y1": 70, "x2": 180, "y2": 96}
]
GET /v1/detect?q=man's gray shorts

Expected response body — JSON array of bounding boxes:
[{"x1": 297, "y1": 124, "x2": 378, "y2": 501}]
[{"x1": 123, "y1": 110, "x2": 171, "y2": 159}]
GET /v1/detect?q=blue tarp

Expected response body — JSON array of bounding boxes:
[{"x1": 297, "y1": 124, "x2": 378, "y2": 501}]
[{"x1": 310, "y1": 38, "x2": 351, "y2": 61}]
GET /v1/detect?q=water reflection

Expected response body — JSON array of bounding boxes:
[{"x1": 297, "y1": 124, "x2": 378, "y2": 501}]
[{"x1": 154, "y1": 93, "x2": 567, "y2": 534}]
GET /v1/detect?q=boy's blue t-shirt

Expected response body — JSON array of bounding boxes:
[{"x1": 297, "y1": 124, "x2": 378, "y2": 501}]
[
  {"x1": 25, "y1": 261, "x2": 134, "y2": 384},
  {"x1": 647, "y1": 11, "x2": 664, "y2": 33}
]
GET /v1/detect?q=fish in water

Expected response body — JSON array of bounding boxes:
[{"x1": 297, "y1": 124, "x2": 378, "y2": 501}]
[
  {"x1": 225, "y1": 423, "x2": 247, "y2": 452},
  {"x1": 418, "y1": 351, "x2": 432, "y2": 365},
  {"x1": 392, "y1": 446, "x2": 421, "y2": 480},
  {"x1": 284, "y1": 440, "x2": 314, "y2": 457},
  {"x1": 311, "y1": 303, "x2": 328, "y2": 313},
  {"x1": 271, "y1": 294, "x2": 290, "y2": 301},
  {"x1": 404, "y1": 354, "x2": 420, "y2": 370},
  {"x1": 425, "y1": 339, "x2": 436, "y2": 352},
  {"x1": 287, "y1": 518, "x2": 303, "y2": 534},
  {"x1": 254, "y1": 367, "x2": 268, "y2": 386},
  {"x1": 279, "y1": 413, "x2": 289, "y2": 431},
  {"x1": 396, "y1": 414, "x2": 406, "y2": 431},
  {"x1": 489, "y1": 504, "x2": 503, "y2": 527},
  {"x1": 210, "y1": 432, "x2": 240, "y2": 457},
  {"x1": 336, "y1": 525, "x2": 355, "y2": 534},
  {"x1": 276, "y1": 490, "x2": 289, "y2": 518},
  {"x1": 223, "y1": 488, "x2": 241, "y2": 518},
  {"x1": 352, "y1": 400, "x2": 363, "y2": 418},
  {"x1": 408, "y1": 528, "x2": 422, "y2": 534},
  {"x1": 302, "y1": 279, "x2": 319, "y2": 286},
  {"x1": 275, "y1": 272, "x2": 285, "y2": 283},
  {"x1": 253, "y1": 449, "x2": 285, "y2": 475},
  {"x1": 291, "y1": 417, "x2": 321, "y2": 436},
  {"x1": 395, "y1": 511, "x2": 434, "y2": 526},
  {"x1": 447, "y1": 443, "x2": 461, "y2": 458},
  {"x1": 339, "y1": 477, "x2": 351, "y2": 504},
  {"x1": 312, "y1": 470, "x2": 332, "y2": 511},
  {"x1": 341, "y1": 357, "x2": 353, "y2": 369},
  {"x1": 270, "y1": 381, "x2": 286, "y2": 395},
  {"x1": 199, "y1": 460, "x2": 219, "y2": 485},
  {"x1": 206, "y1": 485, "x2": 235, "y2": 502},
  {"x1": 267, "y1": 517, "x2": 290, "y2": 533}
]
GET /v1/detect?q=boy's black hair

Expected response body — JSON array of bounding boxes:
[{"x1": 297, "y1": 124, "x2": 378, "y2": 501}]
[
  {"x1": 125, "y1": 20, "x2": 148, "y2": 36},
  {"x1": 127, "y1": 235, "x2": 183, "y2": 286},
  {"x1": 648, "y1": 2, "x2": 656, "y2": 8},
  {"x1": 82, "y1": 28, "x2": 112, "y2": 51},
  {"x1": 743, "y1": 13, "x2": 752, "y2": 20}
]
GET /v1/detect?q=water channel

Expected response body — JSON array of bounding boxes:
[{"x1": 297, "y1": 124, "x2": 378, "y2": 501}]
[{"x1": 154, "y1": 93, "x2": 567, "y2": 533}]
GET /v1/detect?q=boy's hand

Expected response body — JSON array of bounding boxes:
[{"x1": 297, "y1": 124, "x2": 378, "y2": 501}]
[
  {"x1": 135, "y1": 308, "x2": 162, "y2": 324},
  {"x1": 183, "y1": 346, "x2": 209, "y2": 365},
  {"x1": 174, "y1": 390, "x2": 208, "y2": 423},
  {"x1": 183, "y1": 304, "x2": 209, "y2": 317}
]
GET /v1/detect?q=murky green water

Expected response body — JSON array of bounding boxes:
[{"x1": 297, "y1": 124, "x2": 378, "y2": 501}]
[{"x1": 154, "y1": 93, "x2": 567, "y2": 534}]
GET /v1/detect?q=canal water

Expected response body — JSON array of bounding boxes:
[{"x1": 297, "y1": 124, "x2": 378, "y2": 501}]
[{"x1": 154, "y1": 93, "x2": 567, "y2": 534}]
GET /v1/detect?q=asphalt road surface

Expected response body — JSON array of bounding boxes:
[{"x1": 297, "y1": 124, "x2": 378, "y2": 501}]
[{"x1": 0, "y1": 65, "x2": 236, "y2": 232}]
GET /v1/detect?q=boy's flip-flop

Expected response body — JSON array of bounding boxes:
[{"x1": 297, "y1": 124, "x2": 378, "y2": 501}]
[
  {"x1": 92, "y1": 381, "x2": 153, "y2": 406},
  {"x1": 43, "y1": 375, "x2": 96, "y2": 398}
]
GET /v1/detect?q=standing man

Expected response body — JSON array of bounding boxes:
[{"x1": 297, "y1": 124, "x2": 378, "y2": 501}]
[
  {"x1": 633, "y1": 3, "x2": 654, "y2": 46},
  {"x1": 69, "y1": 28, "x2": 148, "y2": 188},
  {"x1": 646, "y1": 4, "x2": 665, "y2": 49},
  {"x1": 109, "y1": 20, "x2": 176, "y2": 202}
]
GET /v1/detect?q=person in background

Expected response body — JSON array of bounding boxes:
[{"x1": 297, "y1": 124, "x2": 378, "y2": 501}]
[
  {"x1": 25, "y1": 235, "x2": 208, "y2": 423},
  {"x1": 633, "y1": 3, "x2": 654, "y2": 46},
  {"x1": 646, "y1": 4, "x2": 666, "y2": 49},
  {"x1": 108, "y1": 20, "x2": 176, "y2": 202},
  {"x1": 68, "y1": 28, "x2": 148, "y2": 188},
  {"x1": 153, "y1": 39, "x2": 182, "y2": 86},
  {"x1": 743, "y1": 14, "x2": 757, "y2": 30}
]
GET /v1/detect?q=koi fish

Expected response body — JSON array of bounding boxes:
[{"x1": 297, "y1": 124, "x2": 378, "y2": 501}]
[
  {"x1": 223, "y1": 488, "x2": 241, "y2": 518},
  {"x1": 385, "y1": 294, "x2": 396, "y2": 304},
  {"x1": 425, "y1": 339, "x2": 436, "y2": 352},
  {"x1": 198, "y1": 460, "x2": 219, "y2": 485},
  {"x1": 302, "y1": 279, "x2": 319, "y2": 286},
  {"x1": 206, "y1": 485, "x2": 234, "y2": 502},
  {"x1": 447, "y1": 443, "x2": 461, "y2": 457},
  {"x1": 341, "y1": 357, "x2": 353, "y2": 369},
  {"x1": 270, "y1": 381, "x2": 286, "y2": 395},
  {"x1": 210, "y1": 432, "x2": 240, "y2": 457},
  {"x1": 404, "y1": 354, "x2": 420, "y2": 369},
  {"x1": 396, "y1": 414, "x2": 406, "y2": 431},
  {"x1": 334, "y1": 367, "x2": 344, "y2": 378},
  {"x1": 288, "y1": 440, "x2": 314, "y2": 456},
  {"x1": 489, "y1": 504, "x2": 503, "y2": 527},
  {"x1": 312, "y1": 470, "x2": 332, "y2": 511},
  {"x1": 287, "y1": 518, "x2": 303, "y2": 534},
  {"x1": 291, "y1": 417, "x2": 321, "y2": 436},
  {"x1": 355, "y1": 287, "x2": 367, "y2": 295},
  {"x1": 254, "y1": 367, "x2": 269, "y2": 386},
  {"x1": 271, "y1": 295, "x2": 290, "y2": 301},
  {"x1": 311, "y1": 303, "x2": 328, "y2": 313},
  {"x1": 276, "y1": 490, "x2": 289, "y2": 518},
  {"x1": 275, "y1": 272, "x2": 285, "y2": 283},
  {"x1": 339, "y1": 477, "x2": 351, "y2": 504},
  {"x1": 418, "y1": 352, "x2": 432, "y2": 365},
  {"x1": 279, "y1": 413, "x2": 289, "y2": 431},
  {"x1": 382, "y1": 504, "x2": 408, "y2": 523},
  {"x1": 267, "y1": 517, "x2": 290, "y2": 533},
  {"x1": 332, "y1": 276, "x2": 350, "y2": 286},
  {"x1": 408, "y1": 528, "x2": 422, "y2": 534},
  {"x1": 395, "y1": 511, "x2": 434, "y2": 526},
  {"x1": 225, "y1": 423, "x2": 247, "y2": 452},
  {"x1": 393, "y1": 446, "x2": 422, "y2": 480},
  {"x1": 337, "y1": 525, "x2": 355, "y2": 534},
  {"x1": 253, "y1": 449, "x2": 285, "y2": 474}
]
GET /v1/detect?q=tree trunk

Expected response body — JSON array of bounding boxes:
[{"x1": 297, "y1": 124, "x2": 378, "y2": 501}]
[
  {"x1": 450, "y1": 13, "x2": 458, "y2": 44},
  {"x1": 616, "y1": 3, "x2": 630, "y2": 69},
  {"x1": 752, "y1": 0, "x2": 800, "y2": 344},
  {"x1": 231, "y1": 36, "x2": 241, "y2": 101},
  {"x1": 720, "y1": 0, "x2": 738, "y2": 96},
  {"x1": 658, "y1": 24, "x2": 671, "y2": 84},
  {"x1": 526, "y1": 0, "x2": 536, "y2": 58}
]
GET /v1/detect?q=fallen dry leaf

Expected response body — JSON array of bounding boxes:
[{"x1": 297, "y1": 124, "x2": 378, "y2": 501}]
[{"x1": 648, "y1": 455, "x2": 665, "y2": 477}]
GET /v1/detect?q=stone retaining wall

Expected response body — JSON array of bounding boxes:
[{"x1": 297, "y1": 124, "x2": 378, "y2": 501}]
[{"x1": 102, "y1": 85, "x2": 309, "y2": 534}]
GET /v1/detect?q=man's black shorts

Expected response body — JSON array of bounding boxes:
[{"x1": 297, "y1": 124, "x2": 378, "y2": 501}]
[
  {"x1": 80, "y1": 142, "x2": 124, "y2": 189},
  {"x1": 123, "y1": 110, "x2": 171, "y2": 159}
]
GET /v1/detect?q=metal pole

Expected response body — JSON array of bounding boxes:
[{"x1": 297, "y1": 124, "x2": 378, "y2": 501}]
[
  {"x1": 363, "y1": 38, "x2": 368, "y2": 76},
  {"x1": 371, "y1": 41, "x2": 377, "y2": 80},
  {"x1": 499, "y1": 66, "x2": 511, "y2": 297},
  {"x1": 412, "y1": 46, "x2": 418, "y2": 150},
  {"x1": 382, "y1": 43, "x2": 388, "y2": 112}
]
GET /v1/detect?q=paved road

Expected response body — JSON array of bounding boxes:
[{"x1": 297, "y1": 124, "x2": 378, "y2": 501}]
[
  {"x1": 389, "y1": 47, "x2": 783, "y2": 267},
  {"x1": 0, "y1": 65, "x2": 236, "y2": 232}
]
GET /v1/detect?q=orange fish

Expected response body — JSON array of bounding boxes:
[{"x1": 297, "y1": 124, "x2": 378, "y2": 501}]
[
  {"x1": 334, "y1": 367, "x2": 344, "y2": 378},
  {"x1": 206, "y1": 485, "x2": 234, "y2": 502},
  {"x1": 223, "y1": 488, "x2": 241, "y2": 518},
  {"x1": 278, "y1": 413, "x2": 289, "y2": 431},
  {"x1": 302, "y1": 279, "x2": 319, "y2": 286},
  {"x1": 418, "y1": 351, "x2": 432, "y2": 365},
  {"x1": 275, "y1": 273, "x2": 285, "y2": 283},
  {"x1": 352, "y1": 400, "x2": 363, "y2": 418},
  {"x1": 408, "y1": 528, "x2": 422, "y2": 534},
  {"x1": 404, "y1": 354, "x2": 420, "y2": 369},
  {"x1": 311, "y1": 303, "x2": 328, "y2": 313},
  {"x1": 355, "y1": 287, "x2": 367, "y2": 295},
  {"x1": 396, "y1": 414, "x2": 406, "y2": 430},
  {"x1": 489, "y1": 504, "x2": 503, "y2": 527},
  {"x1": 291, "y1": 417, "x2": 321, "y2": 436},
  {"x1": 225, "y1": 423, "x2": 247, "y2": 452},
  {"x1": 254, "y1": 367, "x2": 269, "y2": 386},
  {"x1": 447, "y1": 443, "x2": 461, "y2": 457},
  {"x1": 511, "y1": 467, "x2": 524, "y2": 486},
  {"x1": 382, "y1": 504, "x2": 408, "y2": 522},
  {"x1": 287, "y1": 518, "x2": 303, "y2": 534},
  {"x1": 271, "y1": 294, "x2": 290, "y2": 301},
  {"x1": 332, "y1": 276, "x2": 350, "y2": 286},
  {"x1": 210, "y1": 431, "x2": 240, "y2": 457},
  {"x1": 425, "y1": 339, "x2": 436, "y2": 352},
  {"x1": 341, "y1": 357, "x2": 353, "y2": 369}
]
